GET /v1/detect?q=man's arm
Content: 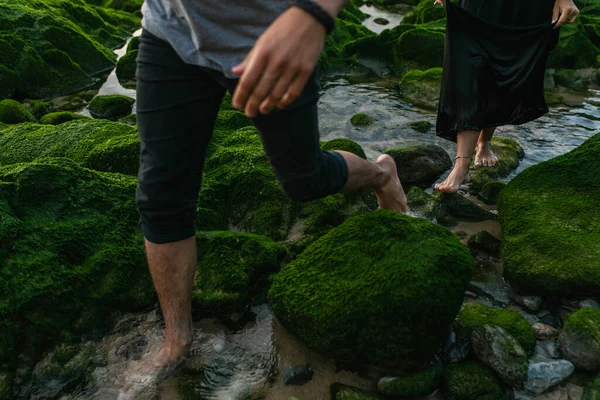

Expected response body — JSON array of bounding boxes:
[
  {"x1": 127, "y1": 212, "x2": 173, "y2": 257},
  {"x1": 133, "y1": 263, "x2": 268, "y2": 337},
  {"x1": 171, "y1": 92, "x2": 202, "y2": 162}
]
[{"x1": 231, "y1": 0, "x2": 347, "y2": 118}]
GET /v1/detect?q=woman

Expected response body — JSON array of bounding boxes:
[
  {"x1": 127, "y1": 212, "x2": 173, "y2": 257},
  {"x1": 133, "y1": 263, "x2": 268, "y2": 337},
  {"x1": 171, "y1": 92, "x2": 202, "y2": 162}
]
[{"x1": 432, "y1": 0, "x2": 580, "y2": 193}]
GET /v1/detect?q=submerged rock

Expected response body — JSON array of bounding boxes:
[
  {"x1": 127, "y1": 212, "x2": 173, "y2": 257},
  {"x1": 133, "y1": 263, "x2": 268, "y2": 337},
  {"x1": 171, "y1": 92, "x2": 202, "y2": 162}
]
[
  {"x1": 498, "y1": 133, "x2": 600, "y2": 297},
  {"x1": 468, "y1": 259, "x2": 510, "y2": 308},
  {"x1": 525, "y1": 360, "x2": 575, "y2": 395},
  {"x1": 385, "y1": 144, "x2": 452, "y2": 186},
  {"x1": 88, "y1": 95, "x2": 135, "y2": 119},
  {"x1": 377, "y1": 366, "x2": 443, "y2": 397},
  {"x1": 443, "y1": 361, "x2": 508, "y2": 400},
  {"x1": 269, "y1": 211, "x2": 473, "y2": 368},
  {"x1": 534, "y1": 340, "x2": 561, "y2": 361},
  {"x1": 558, "y1": 308, "x2": 600, "y2": 371},
  {"x1": 350, "y1": 112, "x2": 376, "y2": 127}
]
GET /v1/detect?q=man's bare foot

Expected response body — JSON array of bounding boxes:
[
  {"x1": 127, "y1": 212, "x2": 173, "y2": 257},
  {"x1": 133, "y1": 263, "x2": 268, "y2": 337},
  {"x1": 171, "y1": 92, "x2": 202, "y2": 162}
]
[
  {"x1": 474, "y1": 140, "x2": 499, "y2": 168},
  {"x1": 434, "y1": 157, "x2": 471, "y2": 193},
  {"x1": 153, "y1": 323, "x2": 193, "y2": 367},
  {"x1": 374, "y1": 154, "x2": 408, "y2": 213}
]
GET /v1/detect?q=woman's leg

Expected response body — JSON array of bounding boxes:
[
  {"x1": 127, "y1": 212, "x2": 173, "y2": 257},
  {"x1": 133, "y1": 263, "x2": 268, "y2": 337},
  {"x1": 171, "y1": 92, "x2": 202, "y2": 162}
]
[
  {"x1": 435, "y1": 130, "x2": 479, "y2": 193},
  {"x1": 474, "y1": 127, "x2": 499, "y2": 168}
]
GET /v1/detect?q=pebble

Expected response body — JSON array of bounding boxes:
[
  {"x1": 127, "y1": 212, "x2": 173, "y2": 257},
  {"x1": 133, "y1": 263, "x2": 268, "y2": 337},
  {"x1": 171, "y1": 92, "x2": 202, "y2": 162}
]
[
  {"x1": 524, "y1": 360, "x2": 575, "y2": 395},
  {"x1": 533, "y1": 323, "x2": 559, "y2": 340},
  {"x1": 512, "y1": 293, "x2": 544, "y2": 313}
]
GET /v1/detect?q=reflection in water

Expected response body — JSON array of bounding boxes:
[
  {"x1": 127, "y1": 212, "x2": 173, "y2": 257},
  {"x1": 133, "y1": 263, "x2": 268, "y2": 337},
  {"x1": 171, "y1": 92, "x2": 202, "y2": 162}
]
[{"x1": 359, "y1": 5, "x2": 405, "y2": 34}]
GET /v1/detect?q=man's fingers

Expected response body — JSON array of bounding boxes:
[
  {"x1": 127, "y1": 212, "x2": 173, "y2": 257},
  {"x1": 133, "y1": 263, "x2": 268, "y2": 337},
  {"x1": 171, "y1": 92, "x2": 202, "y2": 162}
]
[
  {"x1": 244, "y1": 68, "x2": 280, "y2": 117},
  {"x1": 277, "y1": 69, "x2": 311, "y2": 109},
  {"x1": 232, "y1": 52, "x2": 265, "y2": 111},
  {"x1": 259, "y1": 71, "x2": 297, "y2": 115}
]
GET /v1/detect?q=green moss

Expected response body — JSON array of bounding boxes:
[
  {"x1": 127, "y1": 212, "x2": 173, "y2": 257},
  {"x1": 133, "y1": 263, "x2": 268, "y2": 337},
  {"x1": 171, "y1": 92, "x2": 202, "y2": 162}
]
[
  {"x1": 393, "y1": 29, "x2": 445, "y2": 76},
  {"x1": 321, "y1": 138, "x2": 367, "y2": 159},
  {"x1": 443, "y1": 361, "x2": 508, "y2": 400},
  {"x1": 583, "y1": 375, "x2": 600, "y2": 400},
  {"x1": 116, "y1": 49, "x2": 137, "y2": 82},
  {"x1": 455, "y1": 302, "x2": 536, "y2": 354},
  {"x1": 88, "y1": 95, "x2": 135, "y2": 119},
  {"x1": 402, "y1": 0, "x2": 447, "y2": 24},
  {"x1": 0, "y1": 158, "x2": 154, "y2": 367},
  {"x1": 321, "y1": 19, "x2": 374, "y2": 70},
  {"x1": 331, "y1": 384, "x2": 384, "y2": 400},
  {"x1": 192, "y1": 231, "x2": 286, "y2": 317},
  {"x1": 469, "y1": 137, "x2": 524, "y2": 194},
  {"x1": 24, "y1": 99, "x2": 52, "y2": 118},
  {"x1": 545, "y1": 91, "x2": 564, "y2": 105},
  {"x1": 397, "y1": 68, "x2": 442, "y2": 110},
  {"x1": 0, "y1": 100, "x2": 36, "y2": 124},
  {"x1": 377, "y1": 366, "x2": 443, "y2": 397},
  {"x1": 409, "y1": 120, "x2": 433, "y2": 133},
  {"x1": 126, "y1": 35, "x2": 140, "y2": 52},
  {"x1": 350, "y1": 112, "x2": 376, "y2": 127},
  {"x1": 548, "y1": 22, "x2": 600, "y2": 69},
  {"x1": 498, "y1": 133, "x2": 600, "y2": 297},
  {"x1": 558, "y1": 308, "x2": 600, "y2": 371},
  {"x1": 478, "y1": 181, "x2": 506, "y2": 205},
  {"x1": 406, "y1": 187, "x2": 495, "y2": 224},
  {"x1": 554, "y1": 69, "x2": 586, "y2": 89},
  {"x1": 118, "y1": 113, "x2": 137, "y2": 125},
  {"x1": 269, "y1": 210, "x2": 473, "y2": 368},
  {"x1": 0, "y1": 119, "x2": 140, "y2": 174},
  {"x1": 39, "y1": 111, "x2": 89, "y2": 125}
]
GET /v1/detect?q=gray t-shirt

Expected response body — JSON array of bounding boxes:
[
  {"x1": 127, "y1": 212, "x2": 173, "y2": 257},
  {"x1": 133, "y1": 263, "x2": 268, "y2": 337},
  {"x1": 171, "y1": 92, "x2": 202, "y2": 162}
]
[{"x1": 141, "y1": 0, "x2": 288, "y2": 78}]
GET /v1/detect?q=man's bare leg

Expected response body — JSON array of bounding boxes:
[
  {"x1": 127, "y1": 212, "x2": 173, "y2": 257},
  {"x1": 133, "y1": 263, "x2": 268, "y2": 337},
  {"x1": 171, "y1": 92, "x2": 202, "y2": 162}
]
[
  {"x1": 475, "y1": 127, "x2": 499, "y2": 168},
  {"x1": 337, "y1": 151, "x2": 407, "y2": 213},
  {"x1": 145, "y1": 236, "x2": 196, "y2": 367},
  {"x1": 435, "y1": 130, "x2": 479, "y2": 193}
]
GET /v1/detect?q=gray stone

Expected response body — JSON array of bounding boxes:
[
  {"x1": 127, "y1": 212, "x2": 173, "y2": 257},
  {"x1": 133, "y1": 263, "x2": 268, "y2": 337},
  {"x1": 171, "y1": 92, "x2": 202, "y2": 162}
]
[
  {"x1": 511, "y1": 293, "x2": 544, "y2": 313},
  {"x1": 385, "y1": 145, "x2": 452, "y2": 186},
  {"x1": 533, "y1": 323, "x2": 559, "y2": 340},
  {"x1": 524, "y1": 360, "x2": 575, "y2": 395},
  {"x1": 284, "y1": 364, "x2": 313, "y2": 386},
  {"x1": 533, "y1": 340, "x2": 561, "y2": 362},
  {"x1": 580, "y1": 299, "x2": 600, "y2": 310},
  {"x1": 468, "y1": 259, "x2": 510, "y2": 307},
  {"x1": 566, "y1": 383, "x2": 584, "y2": 400},
  {"x1": 471, "y1": 324, "x2": 529, "y2": 387},
  {"x1": 468, "y1": 230, "x2": 502, "y2": 256}
]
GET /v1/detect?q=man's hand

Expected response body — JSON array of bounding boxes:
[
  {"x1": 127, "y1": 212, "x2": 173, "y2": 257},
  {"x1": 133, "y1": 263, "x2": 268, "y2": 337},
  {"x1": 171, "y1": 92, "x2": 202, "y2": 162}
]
[
  {"x1": 231, "y1": 7, "x2": 326, "y2": 118},
  {"x1": 552, "y1": 0, "x2": 579, "y2": 28}
]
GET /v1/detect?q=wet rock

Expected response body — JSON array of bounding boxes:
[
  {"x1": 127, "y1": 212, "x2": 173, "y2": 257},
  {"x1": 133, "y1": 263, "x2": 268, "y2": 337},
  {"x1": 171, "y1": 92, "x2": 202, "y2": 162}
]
[
  {"x1": 283, "y1": 364, "x2": 313, "y2": 386},
  {"x1": 554, "y1": 69, "x2": 586, "y2": 90},
  {"x1": 350, "y1": 112, "x2": 376, "y2": 127},
  {"x1": 558, "y1": 308, "x2": 600, "y2": 371},
  {"x1": 408, "y1": 120, "x2": 433, "y2": 133},
  {"x1": 536, "y1": 310, "x2": 558, "y2": 328},
  {"x1": 116, "y1": 50, "x2": 138, "y2": 82},
  {"x1": 498, "y1": 133, "x2": 600, "y2": 297},
  {"x1": 471, "y1": 325, "x2": 529, "y2": 387},
  {"x1": 331, "y1": 383, "x2": 384, "y2": 399},
  {"x1": 0, "y1": 99, "x2": 36, "y2": 124},
  {"x1": 397, "y1": 68, "x2": 442, "y2": 110},
  {"x1": 269, "y1": 211, "x2": 474, "y2": 368},
  {"x1": 580, "y1": 300, "x2": 600, "y2": 310},
  {"x1": 88, "y1": 95, "x2": 135, "y2": 120},
  {"x1": 525, "y1": 360, "x2": 575, "y2": 395},
  {"x1": 115, "y1": 334, "x2": 148, "y2": 361},
  {"x1": 377, "y1": 366, "x2": 443, "y2": 397},
  {"x1": 443, "y1": 361, "x2": 508, "y2": 400},
  {"x1": 402, "y1": 0, "x2": 446, "y2": 24},
  {"x1": 566, "y1": 383, "x2": 585, "y2": 400},
  {"x1": 373, "y1": 17, "x2": 390, "y2": 25},
  {"x1": 442, "y1": 331, "x2": 472, "y2": 363},
  {"x1": 478, "y1": 180, "x2": 506, "y2": 205},
  {"x1": 456, "y1": 302, "x2": 536, "y2": 355},
  {"x1": 118, "y1": 114, "x2": 137, "y2": 126},
  {"x1": 468, "y1": 230, "x2": 502, "y2": 256},
  {"x1": 533, "y1": 340, "x2": 561, "y2": 361},
  {"x1": 468, "y1": 259, "x2": 511, "y2": 308},
  {"x1": 470, "y1": 137, "x2": 524, "y2": 195},
  {"x1": 385, "y1": 144, "x2": 452, "y2": 186},
  {"x1": 533, "y1": 324, "x2": 559, "y2": 340},
  {"x1": 511, "y1": 294, "x2": 544, "y2": 313},
  {"x1": 39, "y1": 111, "x2": 90, "y2": 125},
  {"x1": 439, "y1": 193, "x2": 498, "y2": 222},
  {"x1": 516, "y1": 386, "x2": 569, "y2": 400}
]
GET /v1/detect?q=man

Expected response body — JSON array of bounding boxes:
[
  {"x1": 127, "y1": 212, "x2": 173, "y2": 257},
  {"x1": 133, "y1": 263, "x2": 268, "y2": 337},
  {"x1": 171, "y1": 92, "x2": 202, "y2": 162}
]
[{"x1": 135, "y1": 0, "x2": 408, "y2": 371}]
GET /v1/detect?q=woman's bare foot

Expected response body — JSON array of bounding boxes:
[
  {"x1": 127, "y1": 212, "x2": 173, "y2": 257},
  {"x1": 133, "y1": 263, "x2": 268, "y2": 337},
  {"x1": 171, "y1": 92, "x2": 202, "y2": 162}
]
[
  {"x1": 434, "y1": 157, "x2": 471, "y2": 193},
  {"x1": 474, "y1": 140, "x2": 499, "y2": 168},
  {"x1": 374, "y1": 154, "x2": 408, "y2": 214}
]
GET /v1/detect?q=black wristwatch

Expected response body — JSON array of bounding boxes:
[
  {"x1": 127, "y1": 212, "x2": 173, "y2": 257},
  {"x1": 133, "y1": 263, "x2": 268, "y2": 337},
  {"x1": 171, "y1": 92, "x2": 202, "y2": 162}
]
[{"x1": 290, "y1": 0, "x2": 335, "y2": 34}]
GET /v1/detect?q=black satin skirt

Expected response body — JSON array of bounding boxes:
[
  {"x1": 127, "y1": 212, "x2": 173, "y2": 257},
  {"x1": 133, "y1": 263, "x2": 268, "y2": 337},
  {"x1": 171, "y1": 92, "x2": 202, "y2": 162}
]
[{"x1": 436, "y1": 0, "x2": 559, "y2": 142}]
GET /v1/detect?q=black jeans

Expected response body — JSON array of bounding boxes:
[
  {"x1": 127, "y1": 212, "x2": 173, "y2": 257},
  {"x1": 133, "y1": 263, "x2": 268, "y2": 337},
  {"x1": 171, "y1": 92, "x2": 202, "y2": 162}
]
[{"x1": 135, "y1": 30, "x2": 349, "y2": 244}]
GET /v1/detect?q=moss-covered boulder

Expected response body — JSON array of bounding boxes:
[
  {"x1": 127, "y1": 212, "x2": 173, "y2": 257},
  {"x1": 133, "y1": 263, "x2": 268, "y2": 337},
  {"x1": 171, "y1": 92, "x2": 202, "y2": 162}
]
[
  {"x1": 397, "y1": 68, "x2": 442, "y2": 110},
  {"x1": 0, "y1": 158, "x2": 154, "y2": 366},
  {"x1": 321, "y1": 138, "x2": 367, "y2": 159},
  {"x1": 0, "y1": 120, "x2": 140, "y2": 175},
  {"x1": 393, "y1": 29, "x2": 445, "y2": 76},
  {"x1": 478, "y1": 181, "x2": 506, "y2": 205},
  {"x1": 548, "y1": 22, "x2": 600, "y2": 69},
  {"x1": 454, "y1": 302, "x2": 536, "y2": 354},
  {"x1": 192, "y1": 231, "x2": 286, "y2": 318},
  {"x1": 350, "y1": 112, "x2": 376, "y2": 127},
  {"x1": 443, "y1": 361, "x2": 509, "y2": 400},
  {"x1": 88, "y1": 95, "x2": 135, "y2": 119},
  {"x1": 377, "y1": 366, "x2": 443, "y2": 397},
  {"x1": 269, "y1": 211, "x2": 474, "y2": 368},
  {"x1": 409, "y1": 120, "x2": 433, "y2": 133},
  {"x1": 385, "y1": 144, "x2": 452, "y2": 186},
  {"x1": 498, "y1": 133, "x2": 600, "y2": 297},
  {"x1": 84, "y1": 0, "x2": 143, "y2": 15},
  {"x1": 402, "y1": 0, "x2": 446, "y2": 24},
  {"x1": 469, "y1": 137, "x2": 524, "y2": 194},
  {"x1": 39, "y1": 111, "x2": 89, "y2": 125},
  {"x1": 558, "y1": 308, "x2": 600, "y2": 372},
  {"x1": 554, "y1": 69, "x2": 587, "y2": 89},
  {"x1": 331, "y1": 384, "x2": 384, "y2": 400},
  {"x1": 0, "y1": 100, "x2": 36, "y2": 124},
  {"x1": 0, "y1": 0, "x2": 139, "y2": 99},
  {"x1": 321, "y1": 19, "x2": 374, "y2": 70},
  {"x1": 116, "y1": 49, "x2": 138, "y2": 82},
  {"x1": 24, "y1": 100, "x2": 53, "y2": 119}
]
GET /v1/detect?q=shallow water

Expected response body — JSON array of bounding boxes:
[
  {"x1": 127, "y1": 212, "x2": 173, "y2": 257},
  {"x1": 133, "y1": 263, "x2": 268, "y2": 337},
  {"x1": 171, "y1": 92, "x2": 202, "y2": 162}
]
[{"x1": 359, "y1": 5, "x2": 405, "y2": 34}]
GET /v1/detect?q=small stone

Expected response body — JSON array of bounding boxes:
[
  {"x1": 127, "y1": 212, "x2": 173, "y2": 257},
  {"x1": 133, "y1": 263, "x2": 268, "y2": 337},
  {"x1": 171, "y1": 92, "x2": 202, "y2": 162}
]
[
  {"x1": 524, "y1": 360, "x2": 574, "y2": 395},
  {"x1": 283, "y1": 364, "x2": 313, "y2": 386},
  {"x1": 350, "y1": 112, "x2": 376, "y2": 127},
  {"x1": 408, "y1": 120, "x2": 433, "y2": 133},
  {"x1": 468, "y1": 259, "x2": 510, "y2": 307},
  {"x1": 566, "y1": 383, "x2": 584, "y2": 400},
  {"x1": 533, "y1": 323, "x2": 559, "y2": 340},
  {"x1": 533, "y1": 340, "x2": 561, "y2": 362},
  {"x1": 373, "y1": 17, "x2": 390, "y2": 25},
  {"x1": 471, "y1": 324, "x2": 529, "y2": 387},
  {"x1": 511, "y1": 293, "x2": 544, "y2": 313},
  {"x1": 579, "y1": 299, "x2": 600, "y2": 310},
  {"x1": 558, "y1": 308, "x2": 600, "y2": 371}
]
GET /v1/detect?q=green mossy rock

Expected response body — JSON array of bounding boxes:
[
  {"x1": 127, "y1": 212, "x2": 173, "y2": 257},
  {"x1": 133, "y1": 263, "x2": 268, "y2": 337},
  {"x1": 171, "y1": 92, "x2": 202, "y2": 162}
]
[
  {"x1": 126, "y1": 35, "x2": 140, "y2": 52},
  {"x1": 373, "y1": 17, "x2": 390, "y2": 25},
  {"x1": 0, "y1": 100, "x2": 36, "y2": 124},
  {"x1": 0, "y1": 158, "x2": 154, "y2": 366},
  {"x1": 554, "y1": 69, "x2": 586, "y2": 89},
  {"x1": 85, "y1": 0, "x2": 143, "y2": 15},
  {"x1": 331, "y1": 384, "x2": 384, "y2": 400},
  {"x1": 377, "y1": 366, "x2": 443, "y2": 397},
  {"x1": 393, "y1": 29, "x2": 445, "y2": 76},
  {"x1": 350, "y1": 112, "x2": 376, "y2": 127},
  {"x1": 402, "y1": 0, "x2": 447, "y2": 24},
  {"x1": 321, "y1": 19, "x2": 374, "y2": 70},
  {"x1": 39, "y1": 111, "x2": 89, "y2": 125},
  {"x1": 321, "y1": 138, "x2": 367, "y2": 159},
  {"x1": 385, "y1": 144, "x2": 452, "y2": 186},
  {"x1": 443, "y1": 361, "x2": 509, "y2": 400},
  {"x1": 269, "y1": 211, "x2": 474, "y2": 368},
  {"x1": 116, "y1": 50, "x2": 138, "y2": 82},
  {"x1": 558, "y1": 308, "x2": 600, "y2": 371},
  {"x1": 397, "y1": 68, "x2": 442, "y2": 110},
  {"x1": 584, "y1": 375, "x2": 600, "y2": 400},
  {"x1": 88, "y1": 95, "x2": 135, "y2": 119},
  {"x1": 192, "y1": 231, "x2": 286, "y2": 318},
  {"x1": 478, "y1": 181, "x2": 506, "y2": 205},
  {"x1": 548, "y1": 22, "x2": 600, "y2": 69},
  {"x1": 0, "y1": 120, "x2": 139, "y2": 175},
  {"x1": 545, "y1": 91, "x2": 564, "y2": 105},
  {"x1": 469, "y1": 137, "x2": 524, "y2": 194},
  {"x1": 24, "y1": 100, "x2": 52, "y2": 119},
  {"x1": 0, "y1": 0, "x2": 139, "y2": 99},
  {"x1": 455, "y1": 302, "x2": 536, "y2": 354},
  {"x1": 498, "y1": 133, "x2": 600, "y2": 297},
  {"x1": 409, "y1": 120, "x2": 433, "y2": 133}
]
